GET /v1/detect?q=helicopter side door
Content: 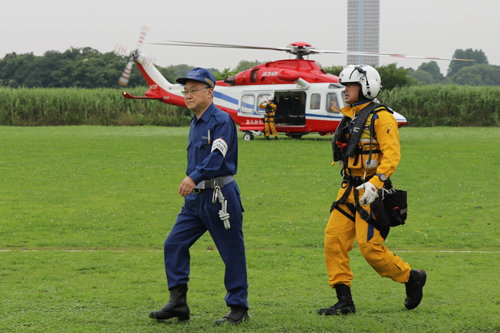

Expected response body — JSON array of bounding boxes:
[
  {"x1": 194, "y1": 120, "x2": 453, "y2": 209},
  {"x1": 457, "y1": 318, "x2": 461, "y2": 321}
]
[{"x1": 274, "y1": 91, "x2": 306, "y2": 126}]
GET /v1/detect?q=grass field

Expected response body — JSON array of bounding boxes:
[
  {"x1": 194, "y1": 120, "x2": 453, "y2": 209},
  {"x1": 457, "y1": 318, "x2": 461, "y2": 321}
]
[{"x1": 1, "y1": 126, "x2": 499, "y2": 332}]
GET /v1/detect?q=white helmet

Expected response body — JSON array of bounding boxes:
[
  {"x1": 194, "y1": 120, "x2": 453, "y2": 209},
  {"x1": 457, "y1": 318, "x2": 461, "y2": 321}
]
[{"x1": 338, "y1": 65, "x2": 381, "y2": 99}]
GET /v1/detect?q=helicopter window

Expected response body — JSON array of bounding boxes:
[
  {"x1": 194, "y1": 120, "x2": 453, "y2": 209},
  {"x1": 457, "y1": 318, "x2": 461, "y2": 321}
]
[
  {"x1": 328, "y1": 83, "x2": 344, "y2": 89},
  {"x1": 310, "y1": 93, "x2": 321, "y2": 110},
  {"x1": 257, "y1": 94, "x2": 272, "y2": 114},
  {"x1": 327, "y1": 93, "x2": 340, "y2": 113},
  {"x1": 241, "y1": 95, "x2": 255, "y2": 114}
]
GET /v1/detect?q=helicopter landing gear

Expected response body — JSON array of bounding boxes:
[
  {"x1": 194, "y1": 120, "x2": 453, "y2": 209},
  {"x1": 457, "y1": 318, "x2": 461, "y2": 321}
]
[
  {"x1": 243, "y1": 132, "x2": 254, "y2": 141},
  {"x1": 288, "y1": 133, "x2": 304, "y2": 139},
  {"x1": 243, "y1": 131, "x2": 262, "y2": 141}
]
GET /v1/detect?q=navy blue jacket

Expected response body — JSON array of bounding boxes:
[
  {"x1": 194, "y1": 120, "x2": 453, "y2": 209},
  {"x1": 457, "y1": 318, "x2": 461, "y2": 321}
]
[{"x1": 186, "y1": 103, "x2": 238, "y2": 184}]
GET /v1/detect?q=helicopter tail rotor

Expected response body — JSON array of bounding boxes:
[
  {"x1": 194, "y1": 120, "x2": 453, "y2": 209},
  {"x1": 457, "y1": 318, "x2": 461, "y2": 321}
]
[
  {"x1": 114, "y1": 26, "x2": 150, "y2": 86},
  {"x1": 136, "y1": 26, "x2": 149, "y2": 49},
  {"x1": 118, "y1": 60, "x2": 134, "y2": 86}
]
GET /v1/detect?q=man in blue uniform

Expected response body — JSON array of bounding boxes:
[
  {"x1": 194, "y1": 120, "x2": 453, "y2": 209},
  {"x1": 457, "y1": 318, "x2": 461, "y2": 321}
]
[{"x1": 149, "y1": 68, "x2": 249, "y2": 325}]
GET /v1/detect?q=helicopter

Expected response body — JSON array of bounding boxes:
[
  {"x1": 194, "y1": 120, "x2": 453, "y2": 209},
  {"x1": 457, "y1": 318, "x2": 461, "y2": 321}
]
[{"x1": 114, "y1": 27, "x2": 472, "y2": 140}]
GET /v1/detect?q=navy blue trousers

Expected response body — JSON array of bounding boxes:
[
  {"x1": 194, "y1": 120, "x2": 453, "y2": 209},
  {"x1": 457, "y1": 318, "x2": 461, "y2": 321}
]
[{"x1": 163, "y1": 181, "x2": 248, "y2": 309}]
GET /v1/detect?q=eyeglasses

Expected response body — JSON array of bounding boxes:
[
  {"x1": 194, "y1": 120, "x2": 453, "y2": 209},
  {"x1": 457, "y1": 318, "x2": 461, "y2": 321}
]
[{"x1": 181, "y1": 87, "x2": 211, "y2": 96}]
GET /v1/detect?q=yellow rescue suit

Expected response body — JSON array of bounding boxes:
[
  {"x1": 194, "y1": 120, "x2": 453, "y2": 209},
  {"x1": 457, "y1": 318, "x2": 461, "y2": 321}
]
[
  {"x1": 259, "y1": 101, "x2": 278, "y2": 138},
  {"x1": 325, "y1": 101, "x2": 411, "y2": 288}
]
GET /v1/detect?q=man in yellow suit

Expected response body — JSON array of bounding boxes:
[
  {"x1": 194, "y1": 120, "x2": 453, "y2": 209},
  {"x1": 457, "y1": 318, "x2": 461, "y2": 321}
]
[
  {"x1": 318, "y1": 65, "x2": 426, "y2": 315},
  {"x1": 259, "y1": 97, "x2": 278, "y2": 140}
]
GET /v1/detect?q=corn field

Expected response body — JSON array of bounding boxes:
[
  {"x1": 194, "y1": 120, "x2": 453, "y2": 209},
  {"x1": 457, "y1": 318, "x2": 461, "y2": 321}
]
[
  {"x1": 380, "y1": 85, "x2": 500, "y2": 127},
  {"x1": 0, "y1": 87, "x2": 191, "y2": 126},
  {"x1": 1, "y1": 85, "x2": 499, "y2": 127}
]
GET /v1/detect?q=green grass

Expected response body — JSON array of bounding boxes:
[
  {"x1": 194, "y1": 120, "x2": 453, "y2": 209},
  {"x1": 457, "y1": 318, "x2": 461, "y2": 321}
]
[{"x1": 1, "y1": 126, "x2": 499, "y2": 332}]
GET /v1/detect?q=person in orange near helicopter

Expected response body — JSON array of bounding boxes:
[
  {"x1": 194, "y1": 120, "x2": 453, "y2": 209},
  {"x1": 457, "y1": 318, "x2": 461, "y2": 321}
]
[
  {"x1": 318, "y1": 64, "x2": 426, "y2": 317},
  {"x1": 329, "y1": 94, "x2": 340, "y2": 112},
  {"x1": 259, "y1": 96, "x2": 278, "y2": 140}
]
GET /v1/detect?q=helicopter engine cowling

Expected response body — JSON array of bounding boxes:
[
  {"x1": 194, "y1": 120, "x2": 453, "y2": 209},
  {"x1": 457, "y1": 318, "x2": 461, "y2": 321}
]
[{"x1": 277, "y1": 69, "x2": 299, "y2": 82}]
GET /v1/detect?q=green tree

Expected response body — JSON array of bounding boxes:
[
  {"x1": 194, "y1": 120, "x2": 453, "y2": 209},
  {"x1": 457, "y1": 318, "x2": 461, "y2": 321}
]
[
  {"x1": 158, "y1": 64, "x2": 193, "y2": 84},
  {"x1": 0, "y1": 47, "x2": 148, "y2": 88},
  {"x1": 409, "y1": 70, "x2": 434, "y2": 85},
  {"x1": 35, "y1": 50, "x2": 65, "y2": 87},
  {"x1": 212, "y1": 60, "x2": 263, "y2": 81},
  {"x1": 447, "y1": 49, "x2": 487, "y2": 76},
  {"x1": 322, "y1": 64, "x2": 410, "y2": 90},
  {"x1": 214, "y1": 68, "x2": 232, "y2": 81},
  {"x1": 234, "y1": 60, "x2": 262, "y2": 73},
  {"x1": 376, "y1": 64, "x2": 411, "y2": 90},
  {"x1": 0, "y1": 52, "x2": 39, "y2": 87},
  {"x1": 321, "y1": 65, "x2": 344, "y2": 76},
  {"x1": 417, "y1": 61, "x2": 444, "y2": 82},
  {"x1": 449, "y1": 64, "x2": 500, "y2": 86}
]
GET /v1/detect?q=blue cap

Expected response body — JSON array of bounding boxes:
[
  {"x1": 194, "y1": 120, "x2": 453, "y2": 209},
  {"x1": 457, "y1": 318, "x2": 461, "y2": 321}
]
[{"x1": 176, "y1": 67, "x2": 216, "y2": 88}]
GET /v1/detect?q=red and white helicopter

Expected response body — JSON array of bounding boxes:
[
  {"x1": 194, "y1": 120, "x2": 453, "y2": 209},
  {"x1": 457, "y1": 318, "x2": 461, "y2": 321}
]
[{"x1": 114, "y1": 27, "x2": 470, "y2": 140}]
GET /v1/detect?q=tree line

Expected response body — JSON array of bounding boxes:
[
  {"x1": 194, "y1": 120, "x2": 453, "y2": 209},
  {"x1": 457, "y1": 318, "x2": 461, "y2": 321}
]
[{"x1": 1, "y1": 47, "x2": 499, "y2": 89}]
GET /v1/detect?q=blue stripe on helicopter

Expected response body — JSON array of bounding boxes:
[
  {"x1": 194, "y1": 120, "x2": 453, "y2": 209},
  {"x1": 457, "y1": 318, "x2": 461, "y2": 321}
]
[
  {"x1": 214, "y1": 91, "x2": 238, "y2": 105},
  {"x1": 305, "y1": 113, "x2": 342, "y2": 120}
]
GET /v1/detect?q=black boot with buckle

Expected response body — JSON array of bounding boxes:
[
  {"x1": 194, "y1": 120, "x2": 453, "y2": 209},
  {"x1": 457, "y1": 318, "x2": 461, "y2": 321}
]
[
  {"x1": 404, "y1": 269, "x2": 427, "y2": 310},
  {"x1": 318, "y1": 283, "x2": 356, "y2": 315},
  {"x1": 215, "y1": 306, "x2": 249, "y2": 325},
  {"x1": 149, "y1": 284, "x2": 190, "y2": 322}
]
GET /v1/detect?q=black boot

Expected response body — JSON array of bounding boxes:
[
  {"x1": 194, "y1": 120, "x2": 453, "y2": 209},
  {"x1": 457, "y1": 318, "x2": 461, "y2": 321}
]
[
  {"x1": 149, "y1": 284, "x2": 190, "y2": 321},
  {"x1": 405, "y1": 269, "x2": 427, "y2": 310},
  {"x1": 318, "y1": 284, "x2": 356, "y2": 315},
  {"x1": 215, "y1": 306, "x2": 249, "y2": 325}
]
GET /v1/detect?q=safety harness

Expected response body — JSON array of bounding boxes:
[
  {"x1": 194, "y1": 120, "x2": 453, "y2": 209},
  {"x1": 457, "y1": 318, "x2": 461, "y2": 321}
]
[
  {"x1": 264, "y1": 103, "x2": 276, "y2": 123},
  {"x1": 330, "y1": 102, "x2": 389, "y2": 230},
  {"x1": 332, "y1": 102, "x2": 382, "y2": 170}
]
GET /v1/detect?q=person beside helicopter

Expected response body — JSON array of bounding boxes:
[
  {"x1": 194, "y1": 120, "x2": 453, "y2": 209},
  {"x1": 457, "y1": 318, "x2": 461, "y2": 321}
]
[
  {"x1": 317, "y1": 65, "x2": 426, "y2": 316},
  {"x1": 259, "y1": 97, "x2": 279, "y2": 140},
  {"x1": 149, "y1": 67, "x2": 249, "y2": 325},
  {"x1": 329, "y1": 94, "x2": 340, "y2": 112}
]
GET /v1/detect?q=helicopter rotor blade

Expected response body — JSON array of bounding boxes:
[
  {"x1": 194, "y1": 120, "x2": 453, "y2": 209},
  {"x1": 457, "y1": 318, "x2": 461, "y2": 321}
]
[
  {"x1": 135, "y1": 26, "x2": 149, "y2": 50},
  {"x1": 118, "y1": 59, "x2": 134, "y2": 86},
  {"x1": 313, "y1": 49, "x2": 476, "y2": 62},
  {"x1": 151, "y1": 40, "x2": 290, "y2": 53},
  {"x1": 152, "y1": 40, "x2": 475, "y2": 62},
  {"x1": 114, "y1": 43, "x2": 130, "y2": 57}
]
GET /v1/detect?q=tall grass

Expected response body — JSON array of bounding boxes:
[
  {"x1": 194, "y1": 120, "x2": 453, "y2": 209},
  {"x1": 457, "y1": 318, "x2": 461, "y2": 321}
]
[
  {"x1": 380, "y1": 85, "x2": 500, "y2": 127},
  {"x1": 0, "y1": 87, "x2": 191, "y2": 126},
  {"x1": 2, "y1": 85, "x2": 500, "y2": 127}
]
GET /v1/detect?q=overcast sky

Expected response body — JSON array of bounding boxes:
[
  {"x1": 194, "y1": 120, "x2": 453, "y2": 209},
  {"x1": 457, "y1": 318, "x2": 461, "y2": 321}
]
[{"x1": 3, "y1": 0, "x2": 499, "y2": 76}]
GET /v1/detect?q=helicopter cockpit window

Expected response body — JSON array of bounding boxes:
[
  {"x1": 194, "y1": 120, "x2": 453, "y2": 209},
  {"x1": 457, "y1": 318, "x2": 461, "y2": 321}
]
[
  {"x1": 241, "y1": 95, "x2": 255, "y2": 114},
  {"x1": 310, "y1": 93, "x2": 321, "y2": 110},
  {"x1": 257, "y1": 94, "x2": 272, "y2": 114},
  {"x1": 327, "y1": 93, "x2": 340, "y2": 113}
]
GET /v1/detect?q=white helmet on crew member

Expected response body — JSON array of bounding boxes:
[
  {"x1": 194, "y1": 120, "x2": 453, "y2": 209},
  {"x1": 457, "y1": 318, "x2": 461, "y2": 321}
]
[{"x1": 338, "y1": 65, "x2": 381, "y2": 100}]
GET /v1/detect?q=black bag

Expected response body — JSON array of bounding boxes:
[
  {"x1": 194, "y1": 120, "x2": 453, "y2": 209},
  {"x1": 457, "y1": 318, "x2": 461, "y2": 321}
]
[
  {"x1": 381, "y1": 188, "x2": 408, "y2": 227},
  {"x1": 369, "y1": 187, "x2": 407, "y2": 230}
]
